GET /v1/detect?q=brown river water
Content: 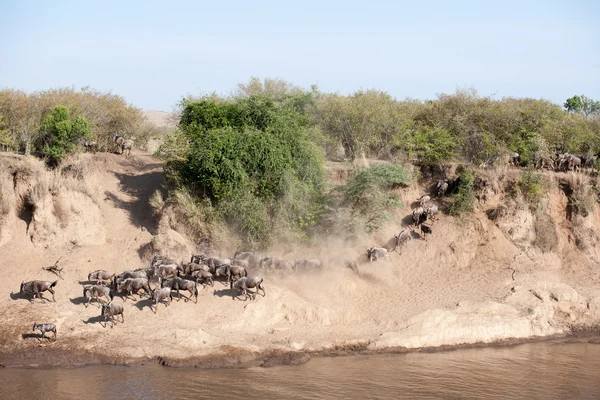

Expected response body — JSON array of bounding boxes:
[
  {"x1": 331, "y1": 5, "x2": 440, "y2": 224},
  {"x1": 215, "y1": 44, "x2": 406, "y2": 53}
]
[{"x1": 1, "y1": 338, "x2": 599, "y2": 399}]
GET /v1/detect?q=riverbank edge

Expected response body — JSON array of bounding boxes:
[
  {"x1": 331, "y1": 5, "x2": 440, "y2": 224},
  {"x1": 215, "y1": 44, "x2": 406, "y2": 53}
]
[{"x1": 2, "y1": 328, "x2": 599, "y2": 370}]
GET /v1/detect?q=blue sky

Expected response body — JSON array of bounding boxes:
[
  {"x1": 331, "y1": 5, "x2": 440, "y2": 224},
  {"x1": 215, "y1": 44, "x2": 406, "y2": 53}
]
[{"x1": 1, "y1": 0, "x2": 598, "y2": 111}]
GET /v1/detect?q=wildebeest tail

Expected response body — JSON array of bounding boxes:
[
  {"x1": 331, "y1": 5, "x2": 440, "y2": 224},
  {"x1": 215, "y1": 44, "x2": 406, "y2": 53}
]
[
  {"x1": 50, "y1": 280, "x2": 58, "y2": 288},
  {"x1": 243, "y1": 268, "x2": 248, "y2": 277}
]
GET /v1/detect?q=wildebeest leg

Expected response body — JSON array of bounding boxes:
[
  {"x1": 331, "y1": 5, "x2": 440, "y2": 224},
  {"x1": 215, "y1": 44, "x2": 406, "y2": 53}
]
[
  {"x1": 53, "y1": 329, "x2": 57, "y2": 341},
  {"x1": 48, "y1": 287, "x2": 56, "y2": 302},
  {"x1": 120, "y1": 312, "x2": 124, "y2": 323},
  {"x1": 258, "y1": 284, "x2": 266, "y2": 296}
]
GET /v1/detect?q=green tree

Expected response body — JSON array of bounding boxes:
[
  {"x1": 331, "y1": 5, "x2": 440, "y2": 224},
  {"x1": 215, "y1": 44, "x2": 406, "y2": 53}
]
[
  {"x1": 564, "y1": 95, "x2": 600, "y2": 119},
  {"x1": 39, "y1": 105, "x2": 91, "y2": 165}
]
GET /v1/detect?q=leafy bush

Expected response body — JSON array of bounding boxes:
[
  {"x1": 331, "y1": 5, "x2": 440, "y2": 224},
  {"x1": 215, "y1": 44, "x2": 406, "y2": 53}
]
[
  {"x1": 160, "y1": 93, "x2": 324, "y2": 246},
  {"x1": 408, "y1": 126, "x2": 456, "y2": 163},
  {"x1": 449, "y1": 167, "x2": 476, "y2": 216},
  {"x1": 38, "y1": 106, "x2": 91, "y2": 165}
]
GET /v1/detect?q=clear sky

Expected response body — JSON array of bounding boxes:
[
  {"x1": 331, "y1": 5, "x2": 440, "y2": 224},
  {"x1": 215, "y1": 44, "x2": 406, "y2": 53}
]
[{"x1": 1, "y1": 0, "x2": 598, "y2": 111}]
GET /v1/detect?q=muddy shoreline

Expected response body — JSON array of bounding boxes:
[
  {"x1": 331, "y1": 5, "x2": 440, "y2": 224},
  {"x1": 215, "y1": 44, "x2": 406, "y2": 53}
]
[{"x1": 2, "y1": 329, "x2": 599, "y2": 370}]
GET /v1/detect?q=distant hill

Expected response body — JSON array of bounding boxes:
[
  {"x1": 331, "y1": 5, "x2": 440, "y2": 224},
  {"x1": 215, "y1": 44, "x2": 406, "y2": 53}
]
[{"x1": 143, "y1": 110, "x2": 173, "y2": 127}]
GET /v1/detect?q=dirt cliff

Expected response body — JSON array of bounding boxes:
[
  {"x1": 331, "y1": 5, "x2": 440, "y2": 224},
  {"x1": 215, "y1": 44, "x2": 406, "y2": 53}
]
[{"x1": 0, "y1": 152, "x2": 599, "y2": 368}]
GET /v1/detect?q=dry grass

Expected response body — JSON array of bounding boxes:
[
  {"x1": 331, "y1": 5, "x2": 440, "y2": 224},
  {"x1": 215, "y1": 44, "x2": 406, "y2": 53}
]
[
  {"x1": 560, "y1": 173, "x2": 598, "y2": 218},
  {"x1": 149, "y1": 190, "x2": 165, "y2": 216},
  {"x1": 158, "y1": 189, "x2": 230, "y2": 249},
  {"x1": 533, "y1": 213, "x2": 558, "y2": 252},
  {"x1": 0, "y1": 173, "x2": 14, "y2": 218}
]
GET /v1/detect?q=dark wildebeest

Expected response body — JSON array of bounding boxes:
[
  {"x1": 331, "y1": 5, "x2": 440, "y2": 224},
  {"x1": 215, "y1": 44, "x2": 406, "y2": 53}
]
[
  {"x1": 294, "y1": 259, "x2": 323, "y2": 272},
  {"x1": 163, "y1": 277, "x2": 198, "y2": 303},
  {"x1": 101, "y1": 301, "x2": 124, "y2": 328},
  {"x1": 179, "y1": 262, "x2": 210, "y2": 276},
  {"x1": 366, "y1": 247, "x2": 391, "y2": 262},
  {"x1": 420, "y1": 223, "x2": 433, "y2": 240},
  {"x1": 230, "y1": 276, "x2": 265, "y2": 301},
  {"x1": 116, "y1": 278, "x2": 151, "y2": 301},
  {"x1": 114, "y1": 135, "x2": 133, "y2": 155},
  {"x1": 83, "y1": 285, "x2": 111, "y2": 308},
  {"x1": 151, "y1": 287, "x2": 172, "y2": 313},
  {"x1": 215, "y1": 265, "x2": 247, "y2": 283},
  {"x1": 32, "y1": 323, "x2": 57, "y2": 341},
  {"x1": 190, "y1": 270, "x2": 214, "y2": 287},
  {"x1": 88, "y1": 270, "x2": 115, "y2": 285},
  {"x1": 19, "y1": 280, "x2": 58, "y2": 302}
]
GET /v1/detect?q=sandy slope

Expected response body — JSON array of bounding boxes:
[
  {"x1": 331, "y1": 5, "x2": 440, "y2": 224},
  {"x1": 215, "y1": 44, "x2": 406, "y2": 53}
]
[{"x1": 0, "y1": 153, "x2": 599, "y2": 367}]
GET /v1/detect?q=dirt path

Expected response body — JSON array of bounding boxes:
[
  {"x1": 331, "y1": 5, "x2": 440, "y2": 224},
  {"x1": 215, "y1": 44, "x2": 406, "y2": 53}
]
[{"x1": 0, "y1": 153, "x2": 599, "y2": 368}]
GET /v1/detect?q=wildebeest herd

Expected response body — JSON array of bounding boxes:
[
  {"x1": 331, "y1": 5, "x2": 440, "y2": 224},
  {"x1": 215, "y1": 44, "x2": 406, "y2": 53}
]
[
  {"x1": 509, "y1": 151, "x2": 599, "y2": 172},
  {"x1": 16, "y1": 250, "x2": 370, "y2": 338},
  {"x1": 15, "y1": 177, "x2": 455, "y2": 340}
]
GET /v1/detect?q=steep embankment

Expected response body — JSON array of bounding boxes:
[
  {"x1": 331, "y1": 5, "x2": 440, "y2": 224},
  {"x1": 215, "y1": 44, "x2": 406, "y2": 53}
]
[{"x1": 0, "y1": 153, "x2": 599, "y2": 368}]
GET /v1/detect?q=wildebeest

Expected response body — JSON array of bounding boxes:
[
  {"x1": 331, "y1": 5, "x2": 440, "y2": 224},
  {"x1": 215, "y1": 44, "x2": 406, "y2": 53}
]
[
  {"x1": 192, "y1": 255, "x2": 230, "y2": 273},
  {"x1": 152, "y1": 263, "x2": 178, "y2": 280},
  {"x1": 230, "y1": 276, "x2": 265, "y2": 301},
  {"x1": 116, "y1": 278, "x2": 151, "y2": 301},
  {"x1": 412, "y1": 207, "x2": 427, "y2": 226},
  {"x1": 163, "y1": 277, "x2": 198, "y2": 303},
  {"x1": 568, "y1": 156, "x2": 582, "y2": 172},
  {"x1": 83, "y1": 285, "x2": 111, "y2": 307},
  {"x1": 190, "y1": 254, "x2": 206, "y2": 264},
  {"x1": 393, "y1": 229, "x2": 412, "y2": 253},
  {"x1": 437, "y1": 180, "x2": 449, "y2": 197},
  {"x1": 114, "y1": 135, "x2": 133, "y2": 156},
  {"x1": 233, "y1": 251, "x2": 263, "y2": 269},
  {"x1": 101, "y1": 301, "x2": 124, "y2": 328},
  {"x1": 151, "y1": 287, "x2": 172, "y2": 313},
  {"x1": 418, "y1": 195, "x2": 431, "y2": 208},
  {"x1": 583, "y1": 154, "x2": 599, "y2": 170},
  {"x1": 420, "y1": 223, "x2": 433, "y2": 240},
  {"x1": 294, "y1": 259, "x2": 323, "y2": 272},
  {"x1": 32, "y1": 323, "x2": 57, "y2": 341},
  {"x1": 19, "y1": 280, "x2": 58, "y2": 302},
  {"x1": 366, "y1": 247, "x2": 391, "y2": 262},
  {"x1": 88, "y1": 270, "x2": 115, "y2": 285},
  {"x1": 509, "y1": 152, "x2": 520, "y2": 167},
  {"x1": 116, "y1": 270, "x2": 148, "y2": 282},
  {"x1": 191, "y1": 270, "x2": 214, "y2": 287},
  {"x1": 152, "y1": 255, "x2": 177, "y2": 268},
  {"x1": 215, "y1": 265, "x2": 247, "y2": 283},
  {"x1": 179, "y1": 262, "x2": 210, "y2": 276},
  {"x1": 260, "y1": 257, "x2": 293, "y2": 272},
  {"x1": 81, "y1": 139, "x2": 98, "y2": 153},
  {"x1": 345, "y1": 260, "x2": 359, "y2": 275},
  {"x1": 426, "y1": 205, "x2": 439, "y2": 221}
]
